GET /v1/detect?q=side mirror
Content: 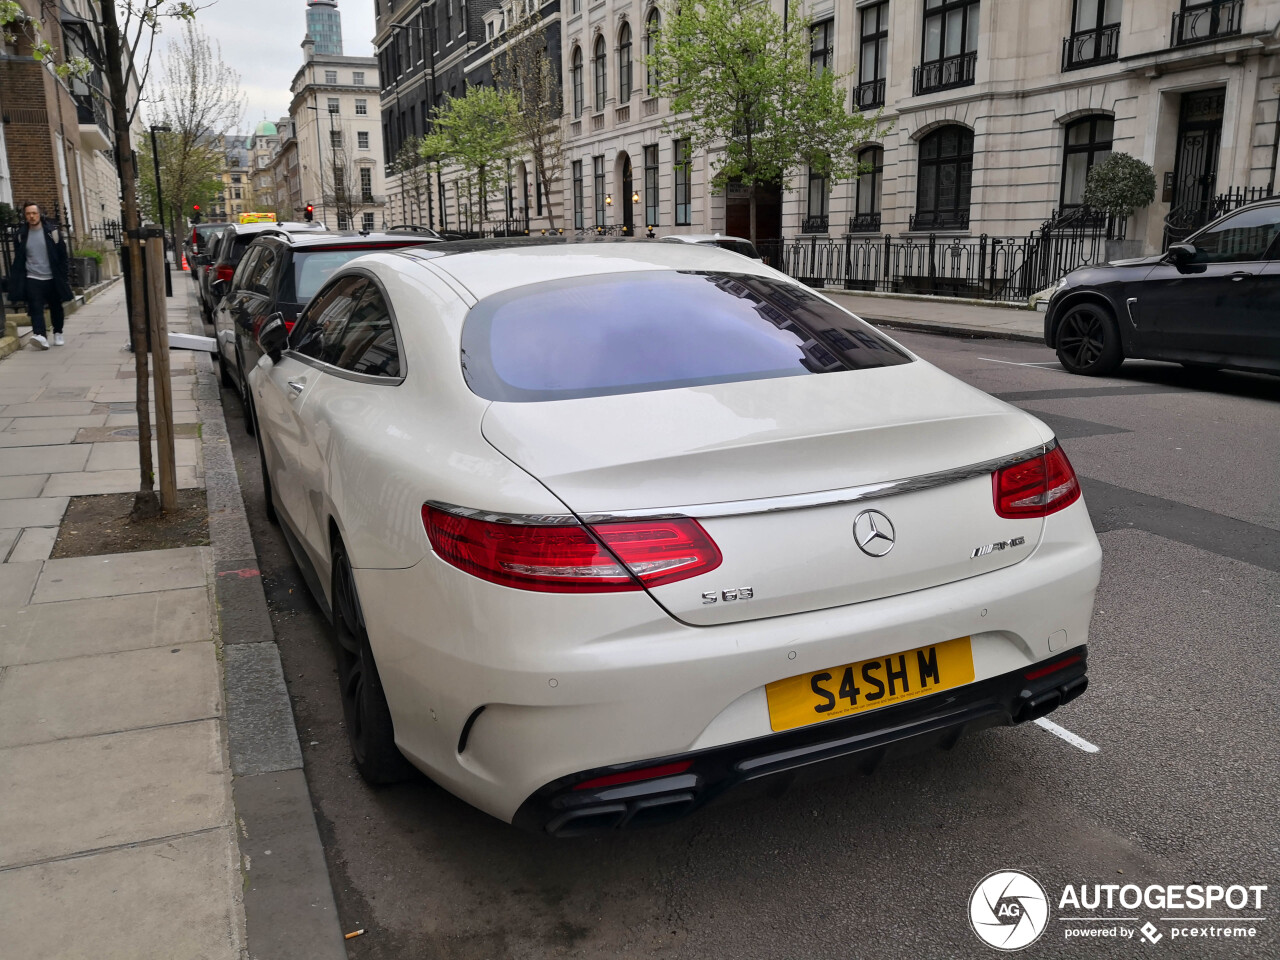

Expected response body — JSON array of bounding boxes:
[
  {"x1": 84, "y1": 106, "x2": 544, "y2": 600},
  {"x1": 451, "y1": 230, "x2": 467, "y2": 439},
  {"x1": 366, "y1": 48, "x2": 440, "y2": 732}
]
[
  {"x1": 257, "y1": 314, "x2": 289, "y2": 364},
  {"x1": 1166, "y1": 243, "x2": 1196, "y2": 268},
  {"x1": 210, "y1": 277, "x2": 228, "y2": 299},
  {"x1": 195, "y1": 254, "x2": 211, "y2": 267}
]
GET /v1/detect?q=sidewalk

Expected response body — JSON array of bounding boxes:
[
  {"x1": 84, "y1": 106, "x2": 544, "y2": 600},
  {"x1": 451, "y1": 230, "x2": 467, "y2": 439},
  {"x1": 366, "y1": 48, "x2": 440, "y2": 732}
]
[
  {"x1": 0, "y1": 281, "x2": 343, "y2": 959},
  {"x1": 825, "y1": 290, "x2": 1047, "y2": 342}
]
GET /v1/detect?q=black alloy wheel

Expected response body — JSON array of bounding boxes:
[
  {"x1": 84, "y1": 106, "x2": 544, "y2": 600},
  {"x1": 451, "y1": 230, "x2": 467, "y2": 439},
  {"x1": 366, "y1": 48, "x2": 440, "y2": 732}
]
[
  {"x1": 1055, "y1": 302, "x2": 1123, "y2": 376},
  {"x1": 331, "y1": 541, "x2": 416, "y2": 785}
]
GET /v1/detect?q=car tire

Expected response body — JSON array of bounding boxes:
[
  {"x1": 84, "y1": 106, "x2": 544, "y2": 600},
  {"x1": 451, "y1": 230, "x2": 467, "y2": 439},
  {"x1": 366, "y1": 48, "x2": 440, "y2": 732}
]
[
  {"x1": 218, "y1": 347, "x2": 234, "y2": 389},
  {"x1": 236, "y1": 345, "x2": 255, "y2": 436},
  {"x1": 251, "y1": 398, "x2": 278, "y2": 525},
  {"x1": 1055, "y1": 302, "x2": 1123, "y2": 376},
  {"x1": 331, "y1": 540, "x2": 415, "y2": 786}
]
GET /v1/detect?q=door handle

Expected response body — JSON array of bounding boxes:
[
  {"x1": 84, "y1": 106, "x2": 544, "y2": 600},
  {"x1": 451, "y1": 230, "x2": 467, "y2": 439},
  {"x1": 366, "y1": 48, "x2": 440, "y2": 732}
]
[
  {"x1": 287, "y1": 380, "x2": 306, "y2": 397},
  {"x1": 1229, "y1": 272, "x2": 1249, "y2": 282}
]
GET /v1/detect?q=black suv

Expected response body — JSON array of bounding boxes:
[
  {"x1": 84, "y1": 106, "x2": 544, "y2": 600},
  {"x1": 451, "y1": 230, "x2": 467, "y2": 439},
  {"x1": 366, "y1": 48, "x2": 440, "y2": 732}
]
[
  {"x1": 212, "y1": 229, "x2": 441, "y2": 430},
  {"x1": 197, "y1": 221, "x2": 330, "y2": 326},
  {"x1": 1045, "y1": 198, "x2": 1280, "y2": 377}
]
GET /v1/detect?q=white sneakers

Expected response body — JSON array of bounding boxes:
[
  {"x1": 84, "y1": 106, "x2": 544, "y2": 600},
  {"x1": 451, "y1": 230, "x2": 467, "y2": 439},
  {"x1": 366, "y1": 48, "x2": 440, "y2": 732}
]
[
  {"x1": 30, "y1": 334, "x2": 49, "y2": 350},
  {"x1": 54, "y1": 333, "x2": 65, "y2": 346}
]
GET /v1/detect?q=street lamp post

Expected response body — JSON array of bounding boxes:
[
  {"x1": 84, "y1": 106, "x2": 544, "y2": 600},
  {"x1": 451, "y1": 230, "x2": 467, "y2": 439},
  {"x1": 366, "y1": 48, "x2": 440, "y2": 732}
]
[{"x1": 149, "y1": 123, "x2": 174, "y2": 297}]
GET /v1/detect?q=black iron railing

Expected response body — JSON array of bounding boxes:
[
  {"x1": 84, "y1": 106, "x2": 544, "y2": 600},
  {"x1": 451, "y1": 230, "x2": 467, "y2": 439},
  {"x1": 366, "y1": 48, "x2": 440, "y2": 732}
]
[
  {"x1": 1171, "y1": 0, "x2": 1242, "y2": 46},
  {"x1": 847, "y1": 213, "x2": 882, "y2": 233},
  {"x1": 909, "y1": 211, "x2": 970, "y2": 231},
  {"x1": 1162, "y1": 185, "x2": 1273, "y2": 248},
  {"x1": 912, "y1": 51, "x2": 976, "y2": 95},
  {"x1": 854, "y1": 77, "x2": 886, "y2": 111},
  {"x1": 1062, "y1": 23, "x2": 1120, "y2": 70},
  {"x1": 801, "y1": 215, "x2": 830, "y2": 234}
]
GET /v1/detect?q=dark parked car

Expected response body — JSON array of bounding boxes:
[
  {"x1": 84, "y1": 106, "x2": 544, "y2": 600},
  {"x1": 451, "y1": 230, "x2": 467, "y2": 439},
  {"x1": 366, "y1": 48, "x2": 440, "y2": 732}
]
[
  {"x1": 188, "y1": 222, "x2": 226, "y2": 289},
  {"x1": 197, "y1": 221, "x2": 329, "y2": 327},
  {"x1": 212, "y1": 229, "x2": 441, "y2": 433},
  {"x1": 1045, "y1": 198, "x2": 1280, "y2": 376}
]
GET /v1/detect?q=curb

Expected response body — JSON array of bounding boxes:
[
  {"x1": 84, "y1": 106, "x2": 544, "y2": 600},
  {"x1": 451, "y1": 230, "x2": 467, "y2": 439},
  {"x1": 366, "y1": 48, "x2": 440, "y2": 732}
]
[
  {"x1": 862, "y1": 316, "x2": 1045, "y2": 344},
  {"x1": 190, "y1": 285, "x2": 347, "y2": 960}
]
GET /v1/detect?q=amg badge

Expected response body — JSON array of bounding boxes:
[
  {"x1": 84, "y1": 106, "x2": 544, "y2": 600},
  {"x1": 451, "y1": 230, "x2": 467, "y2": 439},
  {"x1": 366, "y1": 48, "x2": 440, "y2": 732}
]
[{"x1": 971, "y1": 536, "x2": 1026, "y2": 559}]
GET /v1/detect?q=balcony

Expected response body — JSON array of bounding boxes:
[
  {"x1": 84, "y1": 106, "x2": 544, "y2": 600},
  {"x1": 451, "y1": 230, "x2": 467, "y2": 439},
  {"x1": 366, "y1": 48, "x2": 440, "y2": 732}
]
[
  {"x1": 1171, "y1": 0, "x2": 1242, "y2": 47},
  {"x1": 912, "y1": 50, "x2": 976, "y2": 96},
  {"x1": 847, "y1": 212, "x2": 882, "y2": 234},
  {"x1": 1062, "y1": 23, "x2": 1120, "y2": 70},
  {"x1": 853, "y1": 77, "x2": 885, "y2": 111},
  {"x1": 800, "y1": 215, "x2": 829, "y2": 234},
  {"x1": 73, "y1": 91, "x2": 112, "y2": 151},
  {"x1": 908, "y1": 211, "x2": 969, "y2": 231}
]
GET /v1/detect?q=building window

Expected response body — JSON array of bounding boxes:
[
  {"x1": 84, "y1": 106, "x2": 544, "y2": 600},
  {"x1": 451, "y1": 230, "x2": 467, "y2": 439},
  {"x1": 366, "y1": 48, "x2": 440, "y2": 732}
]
[
  {"x1": 231, "y1": 173, "x2": 242, "y2": 184},
  {"x1": 328, "y1": 97, "x2": 340, "y2": 114},
  {"x1": 325, "y1": 69, "x2": 338, "y2": 84},
  {"x1": 618, "y1": 23, "x2": 633, "y2": 103},
  {"x1": 644, "y1": 144, "x2": 659, "y2": 228},
  {"x1": 1173, "y1": 0, "x2": 1243, "y2": 47},
  {"x1": 856, "y1": 3, "x2": 888, "y2": 110},
  {"x1": 644, "y1": 9, "x2": 661, "y2": 96},
  {"x1": 593, "y1": 155, "x2": 606, "y2": 227},
  {"x1": 1060, "y1": 115, "x2": 1114, "y2": 209},
  {"x1": 804, "y1": 166, "x2": 829, "y2": 232},
  {"x1": 353, "y1": 71, "x2": 365, "y2": 85},
  {"x1": 913, "y1": 125, "x2": 973, "y2": 230},
  {"x1": 852, "y1": 146, "x2": 883, "y2": 232},
  {"x1": 363, "y1": 212, "x2": 375, "y2": 231},
  {"x1": 360, "y1": 167, "x2": 374, "y2": 202},
  {"x1": 572, "y1": 159, "x2": 584, "y2": 229},
  {"x1": 330, "y1": 129, "x2": 343, "y2": 148},
  {"x1": 810, "y1": 19, "x2": 833, "y2": 74},
  {"x1": 233, "y1": 187, "x2": 242, "y2": 200},
  {"x1": 358, "y1": 130, "x2": 370, "y2": 150},
  {"x1": 593, "y1": 35, "x2": 607, "y2": 112},
  {"x1": 571, "y1": 0, "x2": 579, "y2": 13},
  {"x1": 915, "y1": 0, "x2": 979, "y2": 95},
  {"x1": 355, "y1": 98, "x2": 368, "y2": 115},
  {"x1": 572, "y1": 46, "x2": 584, "y2": 118},
  {"x1": 673, "y1": 138, "x2": 691, "y2": 225},
  {"x1": 1064, "y1": 0, "x2": 1121, "y2": 69}
]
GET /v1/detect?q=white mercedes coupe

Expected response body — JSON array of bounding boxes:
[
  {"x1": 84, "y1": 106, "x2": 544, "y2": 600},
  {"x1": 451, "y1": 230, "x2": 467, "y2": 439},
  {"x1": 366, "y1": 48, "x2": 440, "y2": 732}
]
[{"x1": 249, "y1": 239, "x2": 1102, "y2": 836}]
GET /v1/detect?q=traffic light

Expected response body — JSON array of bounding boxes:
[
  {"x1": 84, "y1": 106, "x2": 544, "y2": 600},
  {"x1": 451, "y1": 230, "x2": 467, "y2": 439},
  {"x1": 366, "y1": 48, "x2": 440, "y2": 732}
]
[
  {"x1": 191, "y1": 204, "x2": 202, "y2": 224},
  {"x1": 304, "y1": 204, "x2": 314, "y2": 222}
]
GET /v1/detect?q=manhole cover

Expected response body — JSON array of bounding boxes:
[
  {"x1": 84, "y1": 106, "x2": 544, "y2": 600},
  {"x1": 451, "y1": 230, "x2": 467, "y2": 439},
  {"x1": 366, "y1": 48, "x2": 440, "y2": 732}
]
[{"x1": 110, "y1": 428, "x2": 140, "y2": 439}]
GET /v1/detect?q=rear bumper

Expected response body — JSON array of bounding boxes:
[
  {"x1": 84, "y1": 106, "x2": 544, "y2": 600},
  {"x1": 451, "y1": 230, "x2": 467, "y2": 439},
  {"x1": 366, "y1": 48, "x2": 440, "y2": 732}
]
[{"x1": 514, "y1": 647, "x2": 1089, "y2": 836}]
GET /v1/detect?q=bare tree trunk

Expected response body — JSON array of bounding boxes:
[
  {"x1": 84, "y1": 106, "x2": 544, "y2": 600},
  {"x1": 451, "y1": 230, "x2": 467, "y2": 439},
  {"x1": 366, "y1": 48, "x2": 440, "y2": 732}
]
[
  {"x1": 749, "y1": 182, "x2": 758, "y2": 246},
  {"x1": 100, "y1": 1, "x2": 160, "y2": 519}
]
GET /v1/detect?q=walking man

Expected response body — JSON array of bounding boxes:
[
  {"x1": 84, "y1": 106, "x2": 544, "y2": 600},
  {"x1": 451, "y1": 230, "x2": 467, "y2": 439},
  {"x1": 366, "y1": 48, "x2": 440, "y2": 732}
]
[{"x1": 9, "y1": 202, "x2": 73, "y2": 350}]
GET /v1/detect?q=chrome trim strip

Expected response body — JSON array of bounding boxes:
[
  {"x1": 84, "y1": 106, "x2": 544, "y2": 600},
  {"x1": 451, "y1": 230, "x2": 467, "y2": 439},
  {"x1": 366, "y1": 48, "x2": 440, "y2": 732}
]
[{"x1": 426, "y1": 440, "x2": 1054, "y2": 525}]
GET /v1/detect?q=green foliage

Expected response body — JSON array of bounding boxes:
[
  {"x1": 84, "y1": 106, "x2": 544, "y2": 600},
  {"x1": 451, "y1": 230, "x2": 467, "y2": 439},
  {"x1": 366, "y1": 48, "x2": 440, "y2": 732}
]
[
  {"x1": 137, "y1": 131, "x2": 223, "y2": 228},
  {"x1": 650, "y1": 0, "x2": 887, "y2": 204},
  {"x1": 421, "y1": 85, "x2": 519, "y2": 227},
  {"x1": 73, "y1": 248, "x2": 105, "y2": 264},
  {"x1": 1081, "y1": 153, "x2": 1156, "y2": 220}
]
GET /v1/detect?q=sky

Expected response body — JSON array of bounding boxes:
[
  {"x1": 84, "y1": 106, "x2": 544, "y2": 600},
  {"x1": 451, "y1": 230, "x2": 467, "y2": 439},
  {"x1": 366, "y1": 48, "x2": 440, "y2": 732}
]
[{"x1": 173, "y1": 0, "x2": 377, "y2": 131}]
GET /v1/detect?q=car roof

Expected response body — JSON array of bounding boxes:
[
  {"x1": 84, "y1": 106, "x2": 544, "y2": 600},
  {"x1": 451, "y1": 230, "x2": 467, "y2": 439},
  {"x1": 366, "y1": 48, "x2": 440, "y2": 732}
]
[
  {"x1": 258, "y1": 230, "x2": 444, "y2": 250},
  {"x1": 386, "y1": 237, "x2": 779, "y2": 301},
  {"x1": 659, "y1": 234, "x2": 754, "y2": 245}
]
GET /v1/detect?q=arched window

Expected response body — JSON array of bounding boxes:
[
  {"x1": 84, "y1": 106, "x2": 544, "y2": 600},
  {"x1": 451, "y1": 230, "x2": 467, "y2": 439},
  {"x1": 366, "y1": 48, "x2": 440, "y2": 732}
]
[
  {"x1": 1060, "y1": 115, "x2": 1113, "y2": 209},
  {"x1": 618, "y1": 22, "x2": 633, "y2": 103},
  {"x1": 645, "y1": 9, "x2": 661, "y2": 96},
  {"x1": 852, "y1": 146, "x2": 883, "y2": 232},
  {"x1": 913, "y1": 125, "x2": 973, "y2": 230},
  {"x1": 593, "y1": 35, "x2": 608, "y2": 112},
  {"x1": 571, "y1": 46, "x2": 584, "y2": 118}
]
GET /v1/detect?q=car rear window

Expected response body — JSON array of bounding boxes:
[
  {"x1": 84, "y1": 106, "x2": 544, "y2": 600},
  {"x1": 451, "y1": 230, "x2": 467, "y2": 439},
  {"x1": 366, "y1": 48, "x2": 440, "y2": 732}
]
[
  {"x1": 288, "y1": 245, "x2": 423, "y2": 303},
  {"x1": 709, "y1": 239, "x2": 760, "y2": 259},
  {"x1": 460, "y1": 271, "x2": 911, "y2": 402}
]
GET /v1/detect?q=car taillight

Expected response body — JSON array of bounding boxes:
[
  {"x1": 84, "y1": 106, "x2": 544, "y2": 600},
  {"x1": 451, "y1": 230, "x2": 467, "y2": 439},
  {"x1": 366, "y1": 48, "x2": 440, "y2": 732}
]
[
  {"x1": 283, "y1": 321, "x2": 295, "y2": 333},
  {"x1": 215, "y1": 263, "x2": 235, "y2": 284},
  {"x1": 993, "y1": 444, "x2": 1081, "y2": 519},
  {"x1": 421, "y1": 507, "x2": 722, "y2": 593},
  {"x1": 573, "y1": 761, "x2": 694, "y2": 791}
]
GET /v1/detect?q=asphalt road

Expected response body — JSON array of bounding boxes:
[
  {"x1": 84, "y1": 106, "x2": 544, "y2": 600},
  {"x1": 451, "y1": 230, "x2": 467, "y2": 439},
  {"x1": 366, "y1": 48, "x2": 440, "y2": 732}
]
[{"x1": 221, "y1": 329, "x2": 1280, "y2": 960}]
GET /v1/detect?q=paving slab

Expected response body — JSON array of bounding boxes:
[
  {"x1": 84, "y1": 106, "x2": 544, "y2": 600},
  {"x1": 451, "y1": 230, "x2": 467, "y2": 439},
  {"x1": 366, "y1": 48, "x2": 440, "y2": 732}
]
[
  {"x1": 0, "y1": 528, "x2": 18, "y2": 562},
  {"x1": 84, "y1": 438, "x2": 200, "y2": 471},
  {"x1": 0, "y1": 390, "x2": 39, "y2": 404},
  {"x1": 0, "y1": 475, "x2": 48, "y2": 499},
  {"x1": 0, "y1": 587, "x2": 212, "y2": 665},
  {"x1": 0, "y1": 444, "x2": 90, "y2": 476},
  {"x1": 32, "y1": 546, "x2": 208, "y2": 604},
  {"x1": 41, "y1": 464, "x2": 201, "y2": 497},
  {"x1": 3, "y1": 414, "x2": 109, "y2": 431},
  {"x1": 7, "y1": 526, "x2": 57, "y2": 563},
  {"x1": 0, "y1": 719, "x2": 230, "y2": 867},
  {"x1": 0, "y1": 429, "x2": 80, "y2": 447},
  {"x1": 0, "y1": 497, "x2": 69, "y2": 528},
  {"x1": 37, "y1": 386, "x2": 92, "y2": 401},
  {"x1": 0, "y1": 561, "x2": 40, "y2": 606},
  {"x1": 0, "y1": 401, "x2": 100, "y2": 418},
  {"x1": 0, "y1": 829, "x2": 244, "y2": 960},
  {"x1": 0, "y1": 642, "x2": 222, "y2": 747}
]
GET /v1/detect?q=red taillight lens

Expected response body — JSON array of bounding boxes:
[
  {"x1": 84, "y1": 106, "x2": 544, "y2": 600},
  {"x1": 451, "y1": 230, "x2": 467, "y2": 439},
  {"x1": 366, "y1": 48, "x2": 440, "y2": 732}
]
[
  {"x1": 283, "y1": 320, "x2": 296, "y2": 333},
  {"x1": 421, "y1": 507, "x2": 721, "y2": 593},
  {"x1": 573, "y1": 761, "x2": 694, "y2": 791},
  {"x1": 1024, "y1": 653, "x2": 1083, "y2": 681},
  {"x1": 993, "y1": 445, "x2": 1081, "y2": 519},
  {"x1": 215, "y1": 263, "x2": 235, "y2": 284}
]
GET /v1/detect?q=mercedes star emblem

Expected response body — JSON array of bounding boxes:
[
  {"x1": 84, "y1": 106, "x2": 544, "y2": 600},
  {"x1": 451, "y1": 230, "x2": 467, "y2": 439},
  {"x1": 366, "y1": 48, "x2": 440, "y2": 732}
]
[{"x1": 853, "y1": 509, "x2": 896, "y2": 557}]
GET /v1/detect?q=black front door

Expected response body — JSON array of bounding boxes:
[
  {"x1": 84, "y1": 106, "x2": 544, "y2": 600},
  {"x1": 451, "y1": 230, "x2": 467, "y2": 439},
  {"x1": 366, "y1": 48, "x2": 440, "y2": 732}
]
[
  {"x1": 1171, "y1": 89, "x2": 1225, "y2": 226},
  {"x1": 621, "y1": 155, "x2": 634, "y2": 236}
]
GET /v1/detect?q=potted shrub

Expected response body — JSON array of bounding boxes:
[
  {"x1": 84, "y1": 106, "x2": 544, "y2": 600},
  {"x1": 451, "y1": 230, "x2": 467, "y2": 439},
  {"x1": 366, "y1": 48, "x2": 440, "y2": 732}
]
[{"x1": 1082, "y1": 153, "x2": 1156, "y2": 260}]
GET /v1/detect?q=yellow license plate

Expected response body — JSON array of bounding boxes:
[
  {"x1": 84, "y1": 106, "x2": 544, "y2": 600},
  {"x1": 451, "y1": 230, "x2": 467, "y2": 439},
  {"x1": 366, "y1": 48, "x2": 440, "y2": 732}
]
[{"x1": 765, "y1": 637, "x2": 975, "y2": 732}]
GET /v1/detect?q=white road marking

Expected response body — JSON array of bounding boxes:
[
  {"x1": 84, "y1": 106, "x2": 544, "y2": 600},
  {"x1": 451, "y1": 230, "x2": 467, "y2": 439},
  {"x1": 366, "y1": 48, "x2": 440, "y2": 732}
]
[
  {"x1": 1034, "y1": 717, "x2": 1100, "y2": 753},
  {"x1": 978, "y1": 357, "x2": 1063, "y2": 368}
]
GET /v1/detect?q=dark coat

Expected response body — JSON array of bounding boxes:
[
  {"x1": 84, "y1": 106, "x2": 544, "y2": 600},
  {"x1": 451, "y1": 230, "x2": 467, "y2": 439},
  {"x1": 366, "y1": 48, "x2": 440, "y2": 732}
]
[{"x1": 9, "y1": 218, "x2": 74, "y2": 305}]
